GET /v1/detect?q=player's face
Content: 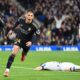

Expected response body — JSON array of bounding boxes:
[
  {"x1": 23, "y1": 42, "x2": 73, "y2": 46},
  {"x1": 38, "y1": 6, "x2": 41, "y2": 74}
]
[{"x1": 25, "y1": 12, "x2": 34, "y2": 23}]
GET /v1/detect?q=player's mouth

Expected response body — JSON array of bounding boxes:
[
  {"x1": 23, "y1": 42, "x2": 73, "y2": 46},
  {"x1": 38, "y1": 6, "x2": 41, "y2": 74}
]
[
  {"x1": 26, "y1": 19, "x2": 32, "y2": 23},
  {"x1": 28, "y1": 19, "x2": 32, "y2": 23},
  {"x1": 28, "y1": 19, "x2": 31, "y2": 21}
]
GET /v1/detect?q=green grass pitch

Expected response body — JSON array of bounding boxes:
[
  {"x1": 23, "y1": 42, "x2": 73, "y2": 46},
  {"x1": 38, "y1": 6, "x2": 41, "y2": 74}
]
[{"x1": 0, "y1": 51, "x2": 80, "y2": 80}]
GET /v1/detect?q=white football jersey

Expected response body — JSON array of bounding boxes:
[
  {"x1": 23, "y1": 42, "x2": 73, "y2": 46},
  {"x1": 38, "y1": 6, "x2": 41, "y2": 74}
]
[
  {"x1": 41, "y1": 61, "x2": 80, "y2": 71},
  {"x1": 41, "y1": 61, "x2": 60, "y2": 70}
]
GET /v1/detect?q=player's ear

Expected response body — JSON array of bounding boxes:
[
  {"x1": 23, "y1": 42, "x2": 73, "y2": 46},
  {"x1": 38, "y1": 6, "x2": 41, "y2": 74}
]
[{"x1": 32, "y1": 14, "x2": 34, "y2": 19}]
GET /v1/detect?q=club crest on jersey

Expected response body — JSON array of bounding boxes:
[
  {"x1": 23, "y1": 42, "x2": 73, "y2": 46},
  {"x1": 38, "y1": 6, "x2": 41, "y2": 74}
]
[{"x1": 28, "y1": 28, "x2": 31, "y2": 31}]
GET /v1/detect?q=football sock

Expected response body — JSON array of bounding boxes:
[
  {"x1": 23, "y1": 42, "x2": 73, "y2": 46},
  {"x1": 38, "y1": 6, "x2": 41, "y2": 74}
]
[
  {"x1": 6, "y1": 54, "x2": 15, "y2": 69},
  {"x1": 70, "y1": 66, "x2": 80, "y2": 71},
  {"x1": 23, "y1": 47, "x2": 30, "y2": 56}
]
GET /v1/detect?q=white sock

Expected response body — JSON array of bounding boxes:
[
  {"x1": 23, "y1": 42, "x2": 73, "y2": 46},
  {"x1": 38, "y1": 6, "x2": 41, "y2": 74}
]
[
  {"x1": 6, "y1": 68, "x2": 9, "y2": 72},
  {"x1": 75, "y1": 66, "x2": 80, "y2": 70}
]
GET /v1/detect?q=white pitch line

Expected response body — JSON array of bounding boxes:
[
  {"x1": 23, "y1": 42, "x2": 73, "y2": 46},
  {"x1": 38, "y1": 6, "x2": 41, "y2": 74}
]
[
  {"x1": 12, "y1": 66, "x2": 33, "y2": 70},
  {"x1": 0, "y1": 73, "x2": 80, "y2": 77},
  {"x1": 0, "y1": 66, "x2": 33, "y2": 70},
  {"x1": 0, "y1": 66, "x2": 80, "y2": 77}
]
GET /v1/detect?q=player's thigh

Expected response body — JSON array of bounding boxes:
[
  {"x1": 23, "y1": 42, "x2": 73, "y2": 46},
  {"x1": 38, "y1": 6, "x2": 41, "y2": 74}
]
[{"x1": 12, "y1": 45, "x2": 20, "y2": 55}]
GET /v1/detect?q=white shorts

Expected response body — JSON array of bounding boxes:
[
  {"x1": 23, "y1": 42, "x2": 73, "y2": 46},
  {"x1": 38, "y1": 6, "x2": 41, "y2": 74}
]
[{"x1": 59, "y1": 62, "x2": 75, "y2": 71}]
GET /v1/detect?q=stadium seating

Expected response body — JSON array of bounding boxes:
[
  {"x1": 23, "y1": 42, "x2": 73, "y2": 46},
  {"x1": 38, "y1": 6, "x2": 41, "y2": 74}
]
[{"x1": 0, "y1": 0, "x2": 80, "y2": 45}]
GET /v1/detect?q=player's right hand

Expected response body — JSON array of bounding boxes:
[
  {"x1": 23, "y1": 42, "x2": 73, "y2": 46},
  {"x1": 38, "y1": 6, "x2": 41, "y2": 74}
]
[
  {"x1": 7, "y1": 30, "x2": 13, "y2": 36},
  {"x1": 7, "y1": 30, "x2": 16, "y2": 40},
  {"x1": 26, "y1": 41, "x2": 32, "y2": 47}
]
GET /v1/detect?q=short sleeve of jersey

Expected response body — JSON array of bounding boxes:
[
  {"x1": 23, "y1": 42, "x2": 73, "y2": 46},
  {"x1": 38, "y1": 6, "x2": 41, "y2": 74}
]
[
  {"x1": 13, "y1": 17, "x2": 25, "y2": 30},
  {"x1": 0, "y1": 19, "x2": 4, "y2": 28},
  {"x1": 17, "y1": 17, "x2": 24, "y2": 23},
  {"x1": 32, "y1": 20, "x2": 40, "y2": 35},
  {"x1": 32, "y1": 19, "x2": 40, "y2": 29},
  {"x1": 41, "y1": 63, "x2": 47, "y2": 69}
]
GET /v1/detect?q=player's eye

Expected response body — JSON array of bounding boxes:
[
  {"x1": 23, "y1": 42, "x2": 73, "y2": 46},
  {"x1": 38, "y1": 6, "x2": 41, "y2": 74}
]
[
  {"x1": 28, "y1": 15, "x2": 30, "y2": 16},
  {"x1": 30, "y1": 15, "x2": 33, "y2": 17},
  {"x1": 28, "y1": 15, "x2": 32, "y2": 17}
]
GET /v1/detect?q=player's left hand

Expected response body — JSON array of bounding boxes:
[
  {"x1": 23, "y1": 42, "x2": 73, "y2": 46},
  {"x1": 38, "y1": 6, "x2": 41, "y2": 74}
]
[{"x1": 26, "y1": 41, "x2": 32, "y2": 47}]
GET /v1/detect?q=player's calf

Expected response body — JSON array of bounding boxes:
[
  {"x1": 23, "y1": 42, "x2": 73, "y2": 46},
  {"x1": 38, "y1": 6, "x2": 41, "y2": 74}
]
[{"x1": 21, "y1": 47, "x2": 30, "y2": 62}]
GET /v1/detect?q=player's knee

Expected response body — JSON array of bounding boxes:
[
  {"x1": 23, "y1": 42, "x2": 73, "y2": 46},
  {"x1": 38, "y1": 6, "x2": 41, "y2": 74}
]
[
  {"x1": 11, "y1": 52, "x2": 18, "y2": 57},
  {"x1": 12, "y1": 45, "x2": 20, "y2": 54}
]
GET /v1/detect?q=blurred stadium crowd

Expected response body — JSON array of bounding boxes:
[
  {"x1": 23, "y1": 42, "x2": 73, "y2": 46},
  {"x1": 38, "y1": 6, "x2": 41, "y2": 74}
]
[{"x1": 0, "y1": 0, "x2": 80, "y2": 46}]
